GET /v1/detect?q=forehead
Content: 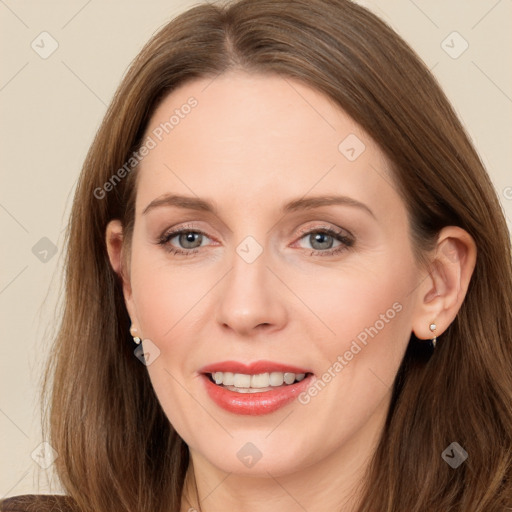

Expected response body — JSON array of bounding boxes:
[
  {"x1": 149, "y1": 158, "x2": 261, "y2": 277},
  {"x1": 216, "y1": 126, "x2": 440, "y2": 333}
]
[{"x1": 135, "y1": 71, "x2": 402, "y2": 219}]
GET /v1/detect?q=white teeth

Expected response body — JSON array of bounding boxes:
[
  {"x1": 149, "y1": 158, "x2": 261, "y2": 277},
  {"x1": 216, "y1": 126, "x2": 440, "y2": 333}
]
[
  {"x1": 222, "y1": 372, "x2": 234, "y2": 386},
  {"x1": 210, "y1": 371, "x2": 307, "y2": 388},
  {"x1": 251, "y1": 373, "x2": 270, "y2": 388},
  {"x1": 233, "y1": 373, "x2": 251, "y2": 388},
  {"x1": 283, "y1": 372, "x2": 295, "y2": 384},
  {"x1": 269, "y1": 372, "x2": 284, "y2": 386}
]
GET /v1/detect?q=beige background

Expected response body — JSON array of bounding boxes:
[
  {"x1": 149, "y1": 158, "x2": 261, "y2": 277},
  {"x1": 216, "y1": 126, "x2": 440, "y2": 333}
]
[{"x1": 1, "y1": 0, "x2": 511, "y2": 498}]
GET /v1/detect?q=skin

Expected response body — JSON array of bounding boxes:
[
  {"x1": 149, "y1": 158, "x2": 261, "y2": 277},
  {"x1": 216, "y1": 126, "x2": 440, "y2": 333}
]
[{"x1": 106, "y1": 71, "x2": 476, "y2": 511}]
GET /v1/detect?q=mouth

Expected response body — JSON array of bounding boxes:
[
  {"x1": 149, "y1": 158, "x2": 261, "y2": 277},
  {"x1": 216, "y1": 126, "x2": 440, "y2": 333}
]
[
  {"x1": 198, "y1": 361, "x2": 314, "y2": 415},
  {"x1": 206, "y1": 370, "x2": 309, "y2": 393}
]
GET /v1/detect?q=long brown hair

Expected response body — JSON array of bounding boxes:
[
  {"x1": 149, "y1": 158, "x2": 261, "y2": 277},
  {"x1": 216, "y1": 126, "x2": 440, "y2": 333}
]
[{"x1": 42, "y1": 0, "x2": 512, "y2": 510}]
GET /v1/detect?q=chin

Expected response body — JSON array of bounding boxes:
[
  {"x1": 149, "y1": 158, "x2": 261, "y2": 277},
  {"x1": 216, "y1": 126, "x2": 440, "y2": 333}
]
[{"x1": 189, "y1": 434, "x2": 321, "y2": 478}]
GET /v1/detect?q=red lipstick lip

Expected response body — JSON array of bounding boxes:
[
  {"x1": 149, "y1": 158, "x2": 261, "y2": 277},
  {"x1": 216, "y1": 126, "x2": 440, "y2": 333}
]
[
  {"x1": 198, "y1": 360, "x2": 311, "y2": 375},
  {"x1": 201, "y1": 373, "x2": 313, "y2": 416}
]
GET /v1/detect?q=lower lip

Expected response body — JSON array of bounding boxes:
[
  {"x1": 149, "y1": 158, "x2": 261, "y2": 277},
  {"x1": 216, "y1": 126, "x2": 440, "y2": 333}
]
[{"x1": 201, "y1": 374, "x2": 313, "y2": 415}]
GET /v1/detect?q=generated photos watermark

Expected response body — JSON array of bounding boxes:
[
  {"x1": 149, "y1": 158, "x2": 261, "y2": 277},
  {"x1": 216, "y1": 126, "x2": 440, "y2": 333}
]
[
  {"x1": 94, "y1": 96, "x2": 198, "y2": 200},
  {"x1": 298, "y1": 301, "x2": 403, "y2": 404},
  {"x1": 441, "y1": 442, "x2": 468, "y2": 469}
]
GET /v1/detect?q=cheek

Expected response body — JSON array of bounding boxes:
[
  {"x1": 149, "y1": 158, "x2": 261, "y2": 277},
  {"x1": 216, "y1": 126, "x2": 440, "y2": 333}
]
[
  {"x1": 290, "y1": 247, "x2": 414, "y2": 349},
  {"x1": 290, "y1": 255, "x2": 415, "y2": 440},
  {"x1": 127, "y1": 247, "x2": 211, "y2": 441},
  {"x1": 129, "y1": 245, "x2": 211, "y2": 341}
]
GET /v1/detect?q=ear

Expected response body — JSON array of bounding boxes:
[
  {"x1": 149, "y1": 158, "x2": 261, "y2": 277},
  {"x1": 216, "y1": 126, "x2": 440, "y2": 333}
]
[
  {"x1": 411, "y1": 226, "x2": 477, "y2": 340},
  {"x1": 105, "y1": 220, "x2": 139, "y2": 329}
]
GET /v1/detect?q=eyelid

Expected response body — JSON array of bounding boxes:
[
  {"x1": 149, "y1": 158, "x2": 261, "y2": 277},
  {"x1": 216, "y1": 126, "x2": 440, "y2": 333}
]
[
  {"x1": 160, "y1": 222, "x2": 213, "y2": 238},
  {"x1": 292, "y1": 224, "x2": 354, "y2": 252},
  {"x1": 157, "y1": 222, "x2": 354, "y2": 255},
  {"x1": 158, "y1": 223, "x2": 216, "y2": 245},
  {"x1": 295, "y1": 223, "x2": 353, "y2": 239}
]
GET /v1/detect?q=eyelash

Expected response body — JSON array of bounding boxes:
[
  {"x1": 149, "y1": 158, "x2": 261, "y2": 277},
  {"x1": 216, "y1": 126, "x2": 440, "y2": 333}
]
[{"x1": 157, "y1": 224, "x2": 354, "y2": 257}]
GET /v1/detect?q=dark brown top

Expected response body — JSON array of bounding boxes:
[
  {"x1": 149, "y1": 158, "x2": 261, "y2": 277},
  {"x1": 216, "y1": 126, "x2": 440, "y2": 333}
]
[{"x1": 0, "y1": 495, "x2": 78, "y2": 512}]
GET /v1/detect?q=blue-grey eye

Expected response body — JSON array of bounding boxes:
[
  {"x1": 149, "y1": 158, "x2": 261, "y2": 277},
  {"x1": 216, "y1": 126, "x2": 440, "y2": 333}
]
[
  {"x1": 308, "y1": 232, "x2": 335, "y2": 250},
  {"x1": 175, "y1": 232, "x2": 203, "y2": 249}
]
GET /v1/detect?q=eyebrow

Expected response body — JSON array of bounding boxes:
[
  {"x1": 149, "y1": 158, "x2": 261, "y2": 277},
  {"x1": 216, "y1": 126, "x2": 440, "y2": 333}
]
[
  {"x1": 142, "y1": 193, "x2": 375, "y2": 219},
  {"x1": 283, "y1": 195, "x2": 375, "y2": 218},
  {"x1": 142, "y1": 194, "x2": 215, "y2": 215}
]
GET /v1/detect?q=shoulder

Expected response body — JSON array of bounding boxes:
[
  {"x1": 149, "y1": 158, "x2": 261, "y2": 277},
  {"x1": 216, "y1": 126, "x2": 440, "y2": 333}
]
[{"x1": 0, "y1": 495, "x2": 78, "y2": 512}]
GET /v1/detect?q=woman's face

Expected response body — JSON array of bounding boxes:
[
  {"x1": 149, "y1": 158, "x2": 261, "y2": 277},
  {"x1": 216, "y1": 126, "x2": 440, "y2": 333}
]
[{"x1": 118, "y1": 71, "x2": 426, "y2": 477}]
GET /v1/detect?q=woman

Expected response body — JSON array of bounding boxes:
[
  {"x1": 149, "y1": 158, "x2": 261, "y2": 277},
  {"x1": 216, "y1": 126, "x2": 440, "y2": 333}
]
[{"x1": 2, "y1": 0, "x2": 511, "y2": 510}]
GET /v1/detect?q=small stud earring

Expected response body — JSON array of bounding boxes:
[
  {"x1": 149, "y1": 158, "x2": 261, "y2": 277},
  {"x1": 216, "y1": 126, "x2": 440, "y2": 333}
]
[
  {"x1": 429, "y1": 322, "x2": 437, "y2": 348},
  {"x1": 130, "y1": 325, "x2": 141, "y2": 345}
]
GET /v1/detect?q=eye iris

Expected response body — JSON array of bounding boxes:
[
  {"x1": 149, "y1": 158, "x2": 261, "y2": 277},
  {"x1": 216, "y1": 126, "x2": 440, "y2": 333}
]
[
  {"x1": 179, "y1": 232, "x2": 202, "y2": 249},
  {"x1": 310, "y1": 232, "x2": 333, "y2": 250}
]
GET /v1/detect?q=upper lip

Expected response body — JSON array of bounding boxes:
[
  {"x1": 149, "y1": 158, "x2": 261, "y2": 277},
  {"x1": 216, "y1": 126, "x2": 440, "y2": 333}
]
[{"x1": 199, "y1": 360, "x2": 311, "y2": 375}]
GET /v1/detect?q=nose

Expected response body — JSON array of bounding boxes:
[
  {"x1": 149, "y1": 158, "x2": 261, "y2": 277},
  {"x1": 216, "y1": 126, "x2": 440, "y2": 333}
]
[{"x1": 215, "y1": 247, "x2": 288, "y2": 337}]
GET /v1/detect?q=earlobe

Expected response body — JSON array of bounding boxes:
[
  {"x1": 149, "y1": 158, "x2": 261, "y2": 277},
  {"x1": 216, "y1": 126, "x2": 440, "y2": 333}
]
[{"x1": 412, "y1": 226, "x2": 477, "y2": 342}]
